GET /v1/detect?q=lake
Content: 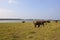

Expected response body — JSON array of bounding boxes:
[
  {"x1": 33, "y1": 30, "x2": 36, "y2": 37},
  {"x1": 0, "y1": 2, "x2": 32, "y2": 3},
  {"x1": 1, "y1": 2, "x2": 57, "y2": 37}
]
[{"x1": 0, "y1": 20, "x2": 33, "y2": 23}]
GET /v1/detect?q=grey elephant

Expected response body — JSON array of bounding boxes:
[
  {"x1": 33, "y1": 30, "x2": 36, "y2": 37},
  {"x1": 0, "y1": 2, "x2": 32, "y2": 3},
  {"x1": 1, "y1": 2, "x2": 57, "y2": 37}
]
[{"x1": 33, "y1": 20, "x2": 50, "y2": 27}]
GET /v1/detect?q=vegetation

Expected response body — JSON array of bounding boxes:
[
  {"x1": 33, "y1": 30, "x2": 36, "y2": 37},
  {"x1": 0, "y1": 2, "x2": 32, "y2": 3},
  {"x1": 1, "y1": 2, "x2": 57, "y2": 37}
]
[{"x1": 0, "y1": 21, "x2": 60, "y2": 40}]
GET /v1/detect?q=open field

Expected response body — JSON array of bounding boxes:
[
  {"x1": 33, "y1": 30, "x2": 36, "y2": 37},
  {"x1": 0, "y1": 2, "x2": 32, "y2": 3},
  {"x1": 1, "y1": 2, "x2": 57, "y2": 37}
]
[{"x1": 0, "y1": 21, "x2": 60, "y2": 40}]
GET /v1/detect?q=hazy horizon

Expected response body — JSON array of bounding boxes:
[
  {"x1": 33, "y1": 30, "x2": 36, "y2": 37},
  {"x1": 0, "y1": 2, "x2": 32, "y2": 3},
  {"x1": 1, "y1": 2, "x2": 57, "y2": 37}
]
[{"x1": 0, "y1": 0, "x2": 60, "y2": 20}]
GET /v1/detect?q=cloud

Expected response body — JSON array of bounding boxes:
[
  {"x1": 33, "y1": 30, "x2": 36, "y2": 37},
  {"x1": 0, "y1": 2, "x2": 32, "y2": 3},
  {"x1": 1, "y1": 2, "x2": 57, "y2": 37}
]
[
  {"x1": 8, "y1": 0, "x2": 16, "y2": 4},
  {"x1": 0, "y1": 9, "x2": 14, "y2": 18},
  {"x1": 0, "y1": 8, "x2": 27, "y2": 18},
  {"x1": 0, "y1": 9, "x2": 13, "y2": 13}
]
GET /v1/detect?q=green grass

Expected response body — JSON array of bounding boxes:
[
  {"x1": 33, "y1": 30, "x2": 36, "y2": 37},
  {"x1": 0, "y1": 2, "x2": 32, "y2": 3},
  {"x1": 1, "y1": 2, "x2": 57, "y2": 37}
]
[{"x1": 0, "y1": 21, "x2": 60, "y2": 40}]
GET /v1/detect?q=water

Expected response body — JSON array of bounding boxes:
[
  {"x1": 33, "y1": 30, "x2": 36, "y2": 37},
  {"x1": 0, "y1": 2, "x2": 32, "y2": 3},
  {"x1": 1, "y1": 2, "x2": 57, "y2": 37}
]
[{"x1": 0, "y1": 20, "x2": 33, "y2": 23}]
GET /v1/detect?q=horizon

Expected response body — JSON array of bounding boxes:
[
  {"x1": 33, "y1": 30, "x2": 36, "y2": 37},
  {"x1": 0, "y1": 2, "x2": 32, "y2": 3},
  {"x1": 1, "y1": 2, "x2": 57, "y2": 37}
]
[
  {"x1": 0, "y1": 0, "x2": 60, "y2": 20},
  {"x1": 0, "y1": 18, "x2": 59, "y2": 20}
]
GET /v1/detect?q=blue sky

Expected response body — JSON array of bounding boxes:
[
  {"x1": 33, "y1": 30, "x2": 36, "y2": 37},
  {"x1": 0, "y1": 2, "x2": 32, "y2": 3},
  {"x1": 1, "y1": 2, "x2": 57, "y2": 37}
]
[{"x1": 0, "y1": 0, "x2": 60, "y2": 19}]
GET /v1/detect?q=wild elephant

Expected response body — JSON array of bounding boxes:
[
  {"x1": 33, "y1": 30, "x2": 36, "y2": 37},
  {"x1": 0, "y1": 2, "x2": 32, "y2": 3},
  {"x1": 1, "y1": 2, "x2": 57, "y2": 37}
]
[
  {"x1": 46, "y1": 20, "x2": 50, "y2": 23},
  {"x1": 33, "y1": 20, "x2": 50, "y2": 27},
  {"x1": 33, "y1": 20, "x2": 46, "y2": 27},
  {"x1": 45, "y1": 20, "x2": 50, "y2": 25},
  {"x1": 54, "y1": 20, "x2": 58, "y2": 23}
]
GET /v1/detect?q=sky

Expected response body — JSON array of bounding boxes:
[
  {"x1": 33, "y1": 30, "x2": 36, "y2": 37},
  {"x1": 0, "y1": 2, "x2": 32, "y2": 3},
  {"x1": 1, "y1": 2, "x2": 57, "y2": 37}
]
[{"x1": 0, "y1": 0, "x2": 60, "y2": 19}]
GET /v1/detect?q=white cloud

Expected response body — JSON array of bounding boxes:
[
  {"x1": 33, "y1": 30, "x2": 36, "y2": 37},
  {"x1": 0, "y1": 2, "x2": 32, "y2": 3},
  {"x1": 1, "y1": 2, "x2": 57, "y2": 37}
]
[
  {"x1": 0, "y1": 8, "x2": 26, "y2": 18},
  {"x1": 8, "y1": 0, "x2": 16, "y2": 4},
  {"x1": 0, "y1": 9, "x2": 14, "y2": 18},
  {"x1": 0, "y1": 9, "x2": 13, "y2": 13}
]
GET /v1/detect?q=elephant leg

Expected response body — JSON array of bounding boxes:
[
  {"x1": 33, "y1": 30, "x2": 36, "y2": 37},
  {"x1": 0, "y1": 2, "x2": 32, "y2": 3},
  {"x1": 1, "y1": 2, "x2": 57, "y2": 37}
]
[
  {"x1": 43, "y1": 23, "x2": 44, "y2": 27},
  {"x1": 38, "y1": 25, "x2": 40, "y2": 27}
]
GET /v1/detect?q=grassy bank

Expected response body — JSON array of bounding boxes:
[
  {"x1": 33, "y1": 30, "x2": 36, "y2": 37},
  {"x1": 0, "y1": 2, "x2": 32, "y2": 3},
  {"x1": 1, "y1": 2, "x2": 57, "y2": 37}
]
[{"x1": 0, "y1": 21, "x2": 60, "y2": 40}]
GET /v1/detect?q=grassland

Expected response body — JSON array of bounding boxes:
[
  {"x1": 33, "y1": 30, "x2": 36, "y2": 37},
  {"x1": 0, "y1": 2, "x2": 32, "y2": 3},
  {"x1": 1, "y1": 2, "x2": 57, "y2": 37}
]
[{"x1": 0, "y1": 21, "x2": 60, "y2": 40}]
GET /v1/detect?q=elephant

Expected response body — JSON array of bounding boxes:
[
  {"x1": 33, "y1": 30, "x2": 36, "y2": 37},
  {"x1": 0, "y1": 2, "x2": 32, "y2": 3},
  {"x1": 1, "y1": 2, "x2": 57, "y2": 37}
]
[
  {"x1": 33, "y1": 20, "x2": 50, "y2": 27},
  {"x1": 54, "y1": 20, "x2": 58, "y2": 23}
]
